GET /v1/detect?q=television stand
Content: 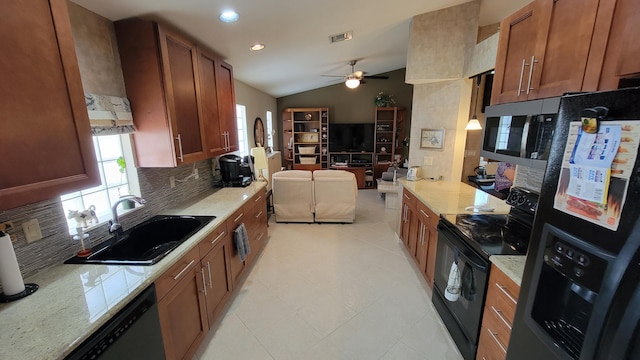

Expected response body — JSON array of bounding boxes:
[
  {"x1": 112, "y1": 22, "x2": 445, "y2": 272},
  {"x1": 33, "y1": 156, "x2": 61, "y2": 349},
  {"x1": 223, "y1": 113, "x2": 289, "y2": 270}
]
[{"x1": 329, "y1": 152, "x2": 374, "y2": 188}]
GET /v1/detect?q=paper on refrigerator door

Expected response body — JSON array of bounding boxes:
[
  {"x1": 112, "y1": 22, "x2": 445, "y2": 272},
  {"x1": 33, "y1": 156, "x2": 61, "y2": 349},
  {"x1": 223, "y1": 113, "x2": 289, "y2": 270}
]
[
  {"x1": 566, "y1": 125, "x2": 621, "y2": 204},
  {"x1": 555, "y1": 120, "x2": 640, "y2": 231}
]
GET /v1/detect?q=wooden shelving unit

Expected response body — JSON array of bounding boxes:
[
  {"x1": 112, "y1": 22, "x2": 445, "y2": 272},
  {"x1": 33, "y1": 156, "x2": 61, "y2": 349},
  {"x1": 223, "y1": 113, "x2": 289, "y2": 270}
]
[
  {"x1": 282, "y1": 108, "x2": 329, "y2": 170},
  {"x1": 374, "y1": 107, "x2": 406, "y2": 182}
]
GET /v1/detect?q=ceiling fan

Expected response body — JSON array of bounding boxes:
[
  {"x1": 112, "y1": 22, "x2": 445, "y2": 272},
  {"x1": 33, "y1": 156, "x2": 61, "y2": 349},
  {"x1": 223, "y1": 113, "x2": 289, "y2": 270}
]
[{"x1": 322, "y1": 60, "x2": 389, "y2": 89}]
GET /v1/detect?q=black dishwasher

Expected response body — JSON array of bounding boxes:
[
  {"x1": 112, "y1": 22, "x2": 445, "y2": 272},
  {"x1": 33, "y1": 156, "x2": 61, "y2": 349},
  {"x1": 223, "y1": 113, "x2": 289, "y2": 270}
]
[{"x1": 65, "y1": 284, "x2": 165, "y2": 360}]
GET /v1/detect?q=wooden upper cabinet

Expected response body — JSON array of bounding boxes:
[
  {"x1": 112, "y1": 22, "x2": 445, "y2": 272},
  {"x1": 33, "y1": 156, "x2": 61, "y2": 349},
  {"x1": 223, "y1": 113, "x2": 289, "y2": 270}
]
[
  {"x1": 197, "y1": 48, "x2": 224, "y2": 156},
  {"x1": 217, "y1": 61, "x2": 239, "y2": 153},
  {"x1": 115, "y1": 19, "x2": 209, "y2": 167},
  {"x1": 529, "y1": 0, "x2": 600, "y2": 99},
  {"x1": 492, "y1": 0, "x2": 607, "y2": 104},
  {"x1": 491, "y1": 2, "x2": 539, "y2": 104},
  {"x1": 590, "y1": 0, "x2": 640, "y2": 90},
  {"x1": 0, "y1": 0, "x2": 99, "y2": 211}
]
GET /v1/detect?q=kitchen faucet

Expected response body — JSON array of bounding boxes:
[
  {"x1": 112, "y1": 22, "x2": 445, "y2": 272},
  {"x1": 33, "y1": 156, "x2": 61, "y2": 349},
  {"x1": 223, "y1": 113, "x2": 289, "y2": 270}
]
[{"x1": 109, "y1": 195, "x2": 146, "y2": 244}]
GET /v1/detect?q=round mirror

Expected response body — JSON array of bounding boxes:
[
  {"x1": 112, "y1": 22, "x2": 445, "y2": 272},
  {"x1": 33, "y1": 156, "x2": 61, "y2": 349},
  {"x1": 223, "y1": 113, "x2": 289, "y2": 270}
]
[{"x1": 254, "y1": 117, "x2": 265, "y2": 147}]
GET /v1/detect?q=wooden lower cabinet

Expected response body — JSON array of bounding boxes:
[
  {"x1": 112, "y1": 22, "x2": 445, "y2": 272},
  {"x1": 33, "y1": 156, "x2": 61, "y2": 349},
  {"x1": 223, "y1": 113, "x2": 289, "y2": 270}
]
[
  {"x1": 157, "y1": 247, "x2": 208, "y2": 360},
  {"x1": 200, "y1": 230, "x2": 233, "y2": 327},
  {"x1": 157, "y1": 187, "x2": 269, "y2": 359},
  {"x1": 476, "y1": 265, "x2": 520, "y2": 360},
  {"x1": 401, "y1": 188, "x2": 438, "y2": 289}
]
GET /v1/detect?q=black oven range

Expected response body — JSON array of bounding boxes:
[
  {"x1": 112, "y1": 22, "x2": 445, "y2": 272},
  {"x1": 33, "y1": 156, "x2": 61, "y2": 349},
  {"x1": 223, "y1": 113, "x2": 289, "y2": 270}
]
[{"x1": 432, "y1": 187, "x2": 538, "y2": 360}]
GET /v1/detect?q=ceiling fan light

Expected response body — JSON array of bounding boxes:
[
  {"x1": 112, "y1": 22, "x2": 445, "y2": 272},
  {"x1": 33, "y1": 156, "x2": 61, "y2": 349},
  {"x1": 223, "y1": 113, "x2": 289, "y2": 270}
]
[
  {"x1": 465, "y1": 116, "x2": 482, "y2": 130},
  {"x1": 250, "y1": 43, "x2": 265, "y2": 51},
  {"x1": 345, "y1": 77, "x2": 360, "y2": 89}
]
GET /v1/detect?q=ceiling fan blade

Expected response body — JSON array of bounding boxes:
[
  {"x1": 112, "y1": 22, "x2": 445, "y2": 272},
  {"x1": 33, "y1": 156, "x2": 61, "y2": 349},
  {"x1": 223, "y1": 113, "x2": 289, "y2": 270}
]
[
  {"x1": 363, "y1": 75, "x2": 389, "y2": 79},
  {"x1": 353, "y1": 70, "x2": 364, "y2": 78}
]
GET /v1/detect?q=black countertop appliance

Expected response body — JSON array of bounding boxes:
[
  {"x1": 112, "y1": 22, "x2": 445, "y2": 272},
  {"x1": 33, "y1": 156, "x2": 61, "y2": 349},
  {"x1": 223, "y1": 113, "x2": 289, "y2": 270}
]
[
  {"x1": 219, "y1": 154, "x2": 252, "y2": 187},
  {"x1": 507, "y1": 87, "x2": 640, "y2": 360}
]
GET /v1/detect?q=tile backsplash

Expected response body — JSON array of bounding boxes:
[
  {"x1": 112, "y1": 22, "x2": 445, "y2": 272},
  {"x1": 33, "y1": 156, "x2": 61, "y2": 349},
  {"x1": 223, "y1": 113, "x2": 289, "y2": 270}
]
[{"x1": 0, "y1": 159, "x2": 217, "y2": 282}]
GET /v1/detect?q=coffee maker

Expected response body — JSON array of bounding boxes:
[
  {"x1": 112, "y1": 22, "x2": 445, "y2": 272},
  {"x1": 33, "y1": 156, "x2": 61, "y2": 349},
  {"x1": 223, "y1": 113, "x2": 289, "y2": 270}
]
[{"x1": 219, "y1": 154, "x2": 253, "y2": 187}]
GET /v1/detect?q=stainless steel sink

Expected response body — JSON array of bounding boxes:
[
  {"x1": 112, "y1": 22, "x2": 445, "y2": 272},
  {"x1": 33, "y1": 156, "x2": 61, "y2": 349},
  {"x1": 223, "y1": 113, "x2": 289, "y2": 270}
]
[{"x1": 65, "y1": 215, "x2": 215, "y2": 266}]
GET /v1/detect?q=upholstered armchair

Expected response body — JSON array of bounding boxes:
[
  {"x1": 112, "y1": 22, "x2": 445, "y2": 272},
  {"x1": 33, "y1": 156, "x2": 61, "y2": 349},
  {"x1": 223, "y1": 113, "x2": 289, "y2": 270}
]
[
  {"x1": 313, "y1": 169, "x2": 357, "y2": 223},
  {"x1": 272, "y1": 170, "x2": 314, "y2": 222}
]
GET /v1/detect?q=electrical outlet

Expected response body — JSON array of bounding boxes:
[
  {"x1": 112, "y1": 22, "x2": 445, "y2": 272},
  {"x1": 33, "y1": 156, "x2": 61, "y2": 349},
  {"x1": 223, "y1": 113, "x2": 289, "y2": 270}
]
[
  {"x1": 170, "y1": 176, "x2": 176, "y2": 188},
  {"x1": 22, "y1": 219, "x2": 43, "y2": 243},
  {"x1": 194, "y1": 168, "x2": 199, "y2": 180}
]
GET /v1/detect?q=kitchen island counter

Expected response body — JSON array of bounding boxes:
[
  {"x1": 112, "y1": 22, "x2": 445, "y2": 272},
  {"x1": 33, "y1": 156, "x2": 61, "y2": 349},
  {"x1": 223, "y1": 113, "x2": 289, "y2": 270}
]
[{"x1": 0, "y1": 182, "x2": 267, "y2": 360}]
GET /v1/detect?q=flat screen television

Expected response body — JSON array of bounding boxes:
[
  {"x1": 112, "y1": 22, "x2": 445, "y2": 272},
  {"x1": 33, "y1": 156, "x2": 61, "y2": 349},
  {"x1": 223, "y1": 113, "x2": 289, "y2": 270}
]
[{"x1": 329, "y1": 123, "x2": 374, "y2": 152}]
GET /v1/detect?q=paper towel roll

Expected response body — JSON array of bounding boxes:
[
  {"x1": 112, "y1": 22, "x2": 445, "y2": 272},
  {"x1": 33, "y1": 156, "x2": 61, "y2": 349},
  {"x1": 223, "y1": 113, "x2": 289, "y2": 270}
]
[{"x1": 0, "y1": 232, "x2": 25, "y2": 295}]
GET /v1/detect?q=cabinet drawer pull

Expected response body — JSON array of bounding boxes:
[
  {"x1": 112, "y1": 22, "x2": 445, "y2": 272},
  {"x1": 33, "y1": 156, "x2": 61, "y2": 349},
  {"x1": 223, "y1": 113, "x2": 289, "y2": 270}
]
[
  {"x1": 175, "y1": 134, "x2": 184, "y2": 162},
  {"x1": 517, "y1": 58, "x2": 527, "y2": 97},
  {"x1": 234, "y1": 213, "x2": 244, "y2": 222},
  {"x1": 419, "y1": 209, "x2": 430, "y2": 218},
  {"x1": 254, "y1": 195, "x2": 263, "y2": 202},
  {"x1": 257, "y1": 232, "x2": 264, "y2": 241},
  {"x1": 255, "y1": 210, "x2": 263, "y2": 219},
  {"x1": 201, "y1": 268, "x2": 207, "y2": 295},
  {"x1": 487, "y1": 328, "x2": 507, "y2": 354},
  {"x1": 495, "y1": 282, "x2": 518, "y2": 304},
  {"x1": 173, "y1": 259, "x2": 195, "y2": 280},
  {"x1": 491, "y1": 305, "x2": 512, "y2": 330},
  {"x1": 526, "y1": 55, "x2": 538, "y2": 94},
  {"x1": 211, "y1": 231, "x2": 226, "y2": 244},
  {"x1": 206, "y1": 261, "x2": 213, "y2": 288},
  {"x1": 403, "y1": 193, "x2": 410, "y2": 200}
]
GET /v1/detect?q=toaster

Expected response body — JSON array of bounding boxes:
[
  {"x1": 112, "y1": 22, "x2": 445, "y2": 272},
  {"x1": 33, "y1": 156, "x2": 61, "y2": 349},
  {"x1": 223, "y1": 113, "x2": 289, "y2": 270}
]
[{"x1": 407, "y1": 166, "x2": 423, "y2": 181}]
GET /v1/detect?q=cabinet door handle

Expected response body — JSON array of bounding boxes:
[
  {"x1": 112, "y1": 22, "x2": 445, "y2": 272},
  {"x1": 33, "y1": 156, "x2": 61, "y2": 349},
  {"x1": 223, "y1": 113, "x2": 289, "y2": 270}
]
[
  {"x1": 403, "y1": 193, "x2": 410, "y2": 200},
  {"x1": 495, "y1": 282, "x2": 518, "y2": 304},
  {"x1": 175, "y1": 134, "x2": 184, "y2": 162},
  {"x1": 517, "y1": 58, "x2": 528, "y2": 97},
  {"x1": 211, "y1": 231, "x2": 226, "y2": 244},
  {"x1": 487, "y1": 328, "x2": 507, "y2": 354},
  {"x1": 255, "y1": 210, "x2": 263, "y2": 219},
  {"x1": 491, "y1": 305, "x2": 512, "y2": 330},
  {"x1": 257, "y1": 232, "x2": 264, "y2": 241},
  {"x1": 234, "y1": 213, "x2": 244, "y2": 222},
  {"x1": 201, "y1": 268, "x2": 207, "y2": 295},
  {"x1": 206, "y1": 261, "x2": 213, "y2": 288},
  {"x1": 173, "y1": 259, "x2": 195, "y2": 280},
  {"x1": 254, "y1": 195, "x2": 263, "y2": 203},
  {"x1": 419, "y1": 209, "x2": 430, "y2": 218},
  {"x1": 421, "y1": 224, "x2": 425, "y2": 245},
  {"x1": 526, "y1": 55, "x2": 539, "y2": 94}
]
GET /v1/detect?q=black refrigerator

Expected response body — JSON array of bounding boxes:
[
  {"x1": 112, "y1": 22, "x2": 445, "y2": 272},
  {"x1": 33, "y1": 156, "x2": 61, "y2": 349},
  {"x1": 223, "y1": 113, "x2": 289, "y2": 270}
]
[{"x1": 507, "y1": 87, "x2": 640, "y2": 360}]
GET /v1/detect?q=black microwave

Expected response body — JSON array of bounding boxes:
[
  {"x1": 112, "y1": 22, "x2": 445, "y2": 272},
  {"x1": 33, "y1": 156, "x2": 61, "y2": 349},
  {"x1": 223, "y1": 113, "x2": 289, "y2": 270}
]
[{"x1": 481, "y1": 97, "x2": 560, "y2": 169}]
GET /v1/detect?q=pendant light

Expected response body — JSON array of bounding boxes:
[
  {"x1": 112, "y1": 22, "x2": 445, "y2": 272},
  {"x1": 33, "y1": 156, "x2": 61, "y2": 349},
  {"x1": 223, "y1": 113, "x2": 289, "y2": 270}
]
[{"x1": 466, "y1": 75, "x2": 482, "y2": 131}]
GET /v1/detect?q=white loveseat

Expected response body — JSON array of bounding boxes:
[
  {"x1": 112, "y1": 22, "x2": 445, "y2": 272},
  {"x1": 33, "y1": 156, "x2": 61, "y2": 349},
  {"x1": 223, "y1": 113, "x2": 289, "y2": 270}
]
[{"x1": 272, "y1": 169, "x2": 357, "y2": 223}]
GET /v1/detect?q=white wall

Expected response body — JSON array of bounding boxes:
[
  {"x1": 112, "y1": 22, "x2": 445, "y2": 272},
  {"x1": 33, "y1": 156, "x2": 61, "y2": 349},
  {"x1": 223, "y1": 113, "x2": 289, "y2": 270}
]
[{"x1": 234, "y1": 80, "x2": 278, "y2": 151}]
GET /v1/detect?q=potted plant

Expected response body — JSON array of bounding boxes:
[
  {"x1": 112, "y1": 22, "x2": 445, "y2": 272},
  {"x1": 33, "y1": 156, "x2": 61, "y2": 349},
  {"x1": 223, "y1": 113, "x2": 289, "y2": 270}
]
[{"x1": 116, "y1": 156, "x2": 135, "y2": 209}]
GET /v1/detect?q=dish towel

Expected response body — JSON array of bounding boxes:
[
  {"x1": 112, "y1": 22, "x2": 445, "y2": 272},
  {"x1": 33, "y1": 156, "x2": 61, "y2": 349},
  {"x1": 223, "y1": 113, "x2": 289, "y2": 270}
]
[
  {"x1": 461, "y1": 263, "x2": 477, "y2": 301},
  {"x1": 445, "y1": 261, "x2": 461, "y2": 302},
  {"x1": 233, "y1": 223, "x2": 251, "y2": 262}
]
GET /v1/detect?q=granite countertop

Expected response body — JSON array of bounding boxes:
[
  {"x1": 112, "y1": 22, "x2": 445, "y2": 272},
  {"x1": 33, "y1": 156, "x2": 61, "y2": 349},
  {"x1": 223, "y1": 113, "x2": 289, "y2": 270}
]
[
  {"x1": 399, "y1": 179, "x2": 512, "y2": 215},
  {"x1": 489, "y1": 255, "x2": 526, "y2": 286},
  {"x1": 0, "y1": 182, "x2": 266, "y2": 360}
]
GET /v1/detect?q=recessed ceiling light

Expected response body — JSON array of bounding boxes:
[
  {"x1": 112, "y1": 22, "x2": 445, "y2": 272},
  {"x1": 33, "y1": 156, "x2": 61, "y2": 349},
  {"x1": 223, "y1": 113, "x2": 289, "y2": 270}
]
[
  {"x1": 250, "y1": 44, "x2": 265, "y2": 51},
  {"x1": 219, "y1": 10, "x2": 239, "y2": 23}
]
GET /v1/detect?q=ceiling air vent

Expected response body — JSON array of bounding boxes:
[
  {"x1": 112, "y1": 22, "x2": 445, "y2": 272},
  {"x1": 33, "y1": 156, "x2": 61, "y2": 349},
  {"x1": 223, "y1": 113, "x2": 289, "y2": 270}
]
[{"x1": 329, "y1": 31, "x2": 353, "y2": 43}]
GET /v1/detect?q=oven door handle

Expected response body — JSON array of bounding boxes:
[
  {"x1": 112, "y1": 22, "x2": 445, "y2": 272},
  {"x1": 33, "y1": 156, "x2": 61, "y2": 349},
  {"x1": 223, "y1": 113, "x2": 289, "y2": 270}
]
[{"x1": 438, "y1": 223, "x2": 488, "y2": 272}]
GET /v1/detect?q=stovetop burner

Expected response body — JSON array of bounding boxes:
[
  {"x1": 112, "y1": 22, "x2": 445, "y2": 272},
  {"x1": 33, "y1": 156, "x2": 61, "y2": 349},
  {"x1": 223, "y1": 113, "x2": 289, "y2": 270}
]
[{"x1": 440, "y1": 187, "x2": 538, "y2": 259}]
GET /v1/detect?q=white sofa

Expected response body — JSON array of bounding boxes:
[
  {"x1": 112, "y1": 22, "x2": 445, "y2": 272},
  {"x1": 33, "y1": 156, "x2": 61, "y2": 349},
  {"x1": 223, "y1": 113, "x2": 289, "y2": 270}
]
[
  {"x1": 272, "y1": 170, "x2": 315, "y2": 222},
  {"x1": 272, "y1": 169, "x2": 357, "y2": 223},
  {"x1": 313, "y1": 170, "x2": 357, "y2": 223}
]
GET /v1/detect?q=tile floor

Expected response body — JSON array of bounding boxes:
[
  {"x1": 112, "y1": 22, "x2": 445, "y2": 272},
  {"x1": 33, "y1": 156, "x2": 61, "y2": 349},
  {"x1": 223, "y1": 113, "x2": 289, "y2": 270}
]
[{"x1": 194, "y1": 189, "x2": 463, "y2": 360}]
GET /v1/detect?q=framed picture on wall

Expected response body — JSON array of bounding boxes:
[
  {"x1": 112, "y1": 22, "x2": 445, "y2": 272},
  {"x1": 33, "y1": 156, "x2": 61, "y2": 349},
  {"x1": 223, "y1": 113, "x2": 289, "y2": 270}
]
[{"x1": 420, "y1": 128, "x2": 445, "y2": 149}]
